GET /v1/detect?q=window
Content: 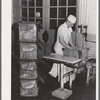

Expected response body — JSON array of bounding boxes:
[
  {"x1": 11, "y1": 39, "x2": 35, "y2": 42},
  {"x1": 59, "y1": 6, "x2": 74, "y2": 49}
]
[
  {"x1": 21, "y1": 0, "x2": 43, "y2": 25},
  {"x1": 20, "y1": 0, "x2": 77, "y2": 30},
  {"x1": 49, "y1": 0, "x2": 77, "y2": 30}
]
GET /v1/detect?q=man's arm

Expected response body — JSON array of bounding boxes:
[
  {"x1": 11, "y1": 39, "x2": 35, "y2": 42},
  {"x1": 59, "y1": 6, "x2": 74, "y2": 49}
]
[
  {"x1": 69, "y1": 35, "x2": 76, "y2": 49},
  {"x1": 58, "y1": 26, "x2": 73, "y2": 49},
  {"x1": 59, "y1": 35, "x2": 73, "y2": 49}
]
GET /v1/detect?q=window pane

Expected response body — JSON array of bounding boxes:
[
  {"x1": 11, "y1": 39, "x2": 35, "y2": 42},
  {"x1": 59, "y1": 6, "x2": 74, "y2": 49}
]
[
  {"x1": 36, "y1": 0, "x2": 42, "y2": 6},
  {"x1": 50, "y1": 8, "x2": 57, "y2": 18},
  {"x1": 22, "y1": 8, "x2": 27, "y2": 17},
  {"x1": 29, "y1": 8, "x2": 34, "y2": 17},
  {"x1": 59, "y1": 0, "x2": 66, "y2": 6},
  {"x1": 36, "y1": 19, "x2": 42, "y2": 25},
  {"x1": 22, "y1": 18, "x2": 27, "y2": 21},
  {"x1": 68, "y1": 7, "x2": 76, "y2": 16},
  {"x1": 58, "y1": 20, "x2": 65, "y2": 26},
  {"x1": 29, "y1": 0, "x2": 34, "y2": 6},
  {"x1": 29, "y1": 19, "x2": 34, "y2": 21},
  {"x1": 68, "y1": 0, "x2": 76, "y2": 6},
  {"x1": 50, "y1": 0, "x2": 57, "y2": 6},
  {"x1": 59, "y1": 8, "x2": 66, "y2": 18},
  {"x1": 36, "y1": 8, "x2": 42, "y2": 18},
  {"x1": 50, "y1": 20, "x2": 57, "y2": 29},
  {"x1": 22, "y1": 0, "x2": 27, "y2": 7}
]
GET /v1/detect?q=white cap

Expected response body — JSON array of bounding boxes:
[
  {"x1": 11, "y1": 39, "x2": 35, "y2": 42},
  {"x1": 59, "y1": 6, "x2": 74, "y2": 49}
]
[{"x1": 67, "y1": 14, "x2": 76, "y2": 24}]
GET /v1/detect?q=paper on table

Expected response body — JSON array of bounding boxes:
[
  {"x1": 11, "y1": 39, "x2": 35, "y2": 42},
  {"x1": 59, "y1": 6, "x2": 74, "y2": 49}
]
[{"x1": 43, "y1": 53, "x2": 82, "y2": 65}]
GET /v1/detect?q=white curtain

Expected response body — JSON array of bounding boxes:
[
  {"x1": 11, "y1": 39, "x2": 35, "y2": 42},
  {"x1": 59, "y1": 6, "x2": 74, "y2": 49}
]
[
  {"x1": 77, "y1": 0, "x2": 97, "y2": 34},
  {"x1": 77, "y1": 0, "x2": 90, "y2": 25}
]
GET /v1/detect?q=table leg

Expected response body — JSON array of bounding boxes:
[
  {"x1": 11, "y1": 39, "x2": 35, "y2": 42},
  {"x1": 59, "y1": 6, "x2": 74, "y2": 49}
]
[
  {"x1": 69, "y1": 73, "x2": 72, "y2": 89},
  {"x1": 60, "y1": 63, "x2": 64, "y2": 88},
  {"x1": 58, "y1": 64, "x2": 60, "y2": 82},
  {"x1": 86, "y1": 68, "x2": 91, "y2": 85},
  {"x1": 86, "y1": 62, "x2": 92, "y2": 86}
]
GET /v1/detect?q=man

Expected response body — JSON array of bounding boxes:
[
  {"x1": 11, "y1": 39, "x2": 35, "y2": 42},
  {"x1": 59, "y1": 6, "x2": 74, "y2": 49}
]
[{"x1": 49, "y1": 14, "x2": 77, "y2": 84}]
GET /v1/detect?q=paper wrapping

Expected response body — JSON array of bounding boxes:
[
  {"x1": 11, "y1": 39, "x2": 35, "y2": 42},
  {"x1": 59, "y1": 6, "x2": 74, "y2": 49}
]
[{"x1": 20, "y1": 43, "x2": 37, "y2": 59}]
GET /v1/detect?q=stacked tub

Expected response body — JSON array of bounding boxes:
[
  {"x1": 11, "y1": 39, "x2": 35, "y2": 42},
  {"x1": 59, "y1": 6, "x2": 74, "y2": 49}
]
[{"x1": 19, "y1": 23, "x2": 38, "y2": 96}]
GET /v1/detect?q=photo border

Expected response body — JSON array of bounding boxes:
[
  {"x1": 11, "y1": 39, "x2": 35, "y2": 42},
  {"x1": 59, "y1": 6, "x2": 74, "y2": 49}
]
[{"x1": 1, "y1": 0, "x2": 99, "y2": 100}]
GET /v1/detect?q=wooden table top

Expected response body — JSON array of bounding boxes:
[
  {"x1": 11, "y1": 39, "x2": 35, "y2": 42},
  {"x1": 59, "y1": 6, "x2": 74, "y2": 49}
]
[{"x1": 43, "y1": 53, "x2": 82, "y2": 65}]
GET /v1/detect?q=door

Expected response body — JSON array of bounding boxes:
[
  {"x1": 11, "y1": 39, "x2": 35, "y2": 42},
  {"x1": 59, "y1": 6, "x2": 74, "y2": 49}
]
[
  {"x1": 43, "y1": 0, "x2": 77, "y2": 56},
  {"x1": 14, "y1": 0, "x2": 77, "y2": 56}
]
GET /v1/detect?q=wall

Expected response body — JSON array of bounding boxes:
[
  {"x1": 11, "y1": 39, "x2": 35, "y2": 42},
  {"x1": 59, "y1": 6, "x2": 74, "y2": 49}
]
[{"x1": 12, "y1": 0, "x2": 21, "y2": 23}]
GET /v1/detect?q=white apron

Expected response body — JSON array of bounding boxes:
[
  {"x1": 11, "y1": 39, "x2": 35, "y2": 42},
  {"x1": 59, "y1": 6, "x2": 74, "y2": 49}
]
[{"x1": 49, "y1": 22, "x2": 76, "y2": 83}]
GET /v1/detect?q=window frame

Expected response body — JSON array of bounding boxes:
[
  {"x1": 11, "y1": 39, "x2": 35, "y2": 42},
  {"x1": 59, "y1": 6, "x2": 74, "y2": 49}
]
[
  {"x1": 49, "y1": 0, "x2": 77, "y2": 30},
  {"x1": 19, "y1": 0, "x2": 77, "y2": 30},
  {"x1": 21, "y1": 0, "x2": 43, "y2": 24}
]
